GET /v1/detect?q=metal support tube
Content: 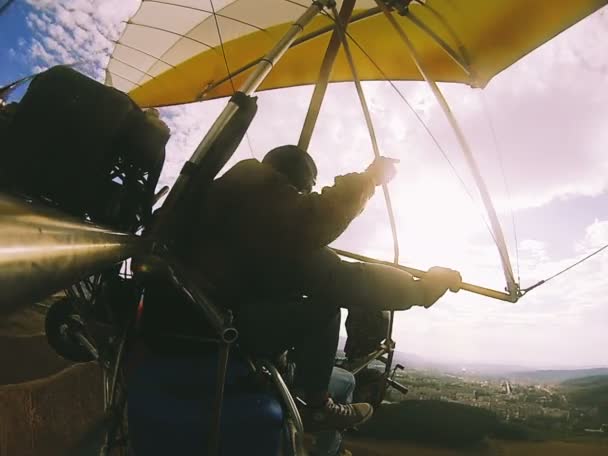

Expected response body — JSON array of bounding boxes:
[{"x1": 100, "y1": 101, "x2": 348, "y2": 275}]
[
  {"x1": 108, "y1": 322, "x2": 130, "y2": 407},
  {"x1": 349, "y1": 345, "x2": 390, "y2": 375},
  {"x1": 163, "y1": 259, "x2": 238, "y2": 343},
  {"x1": 0, "y1": 0, "x2": 16, "y2": 17},
  {"x1": 101, "y1": 324, "x2": 129, "y2": 456},
  {"x1": 262, "y1": 360, "x2": 304, "y2": 435},
  {"x1": 375, "y1": 0, "x2": 519, "y2": 300},
  {"x1": 333, "y1": 4, "x2": 402, "y2": 368},
  {"x1": 283, "y1": 420, "x2": 301, "y2": 456},
  {"x1": 74, "y1": 331, "x2": 100, "y2": 361},
  {"x1": 208, "y1": 342, "x2": 231, "y2": 456},
  {"x1": 152, "y1": 0, "x2": 330, "y2": 239},
  {"x1": 332, "y1": 6, "x2": 400, "y2": 265},
  {"x1": 417, "y1": 1, "x2": 471, "y2": 75},
  {"x1": 387, "y1": 378, "x2": 409, "y2": 395},
  {"x1": 384, "y1": 314, "x2": 396, "y2": 378},
  {"x1": 298, "y1": 0, "x2": 357, "y2": 151},
  {"x1": 0, "y1": 193, "x2": 146, "y2": 316},
  {"x1": 239, "y1": 4, "x2": 325, "y2": 97},
  {"x1": 333, "y1": 247, "x2": 519, "y2": 303},
  {"x1": 404, "y1": 11, "x2": 471, "y2": 77}
]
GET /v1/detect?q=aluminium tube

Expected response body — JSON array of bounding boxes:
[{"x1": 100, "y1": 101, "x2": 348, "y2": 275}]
[
  {"x1": 333, "y1": 247, "x2": 519, "y2": 303},
  {"x1": 0, "y1": 193, "x2": 147, "y2": 316},
  {"x1": 163, "y1": 258, "x2": 238, "y2": 343},
  {"x1": 298, "y1": 0, "x2": 357, "y2": 151},
  {"x1": 374, "y1": 0, "x2": 519, "y2": 300},
  {"x1": 261, "y1": 360, "x2": 304, "y2": 435}
]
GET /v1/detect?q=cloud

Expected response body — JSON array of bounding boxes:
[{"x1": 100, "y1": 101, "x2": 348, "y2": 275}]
[
  {"x1": 578, "y1": 219, "x2": 608, "y2": 250},
  {"x1": 411, "y1": 8, "x2": 608, "y2": 213},
  {"x1": 23, "y1": 0, "x2": 139, "y2": 80},
  {"x1": 156, "y1": 100, "x2": 227, "y2": 191},
  {"x1": 390, "y1": 217, "x2": 608, "y2": 368}
]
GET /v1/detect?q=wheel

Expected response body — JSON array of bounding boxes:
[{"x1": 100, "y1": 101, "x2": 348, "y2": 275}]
[{"x1": 45, "y1": 296, "x2": 95, "y2": 362}]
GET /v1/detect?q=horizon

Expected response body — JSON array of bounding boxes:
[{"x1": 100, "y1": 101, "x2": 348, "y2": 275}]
[{"x1": 336, "y1": 336, "x2": 608, "y2": 371}]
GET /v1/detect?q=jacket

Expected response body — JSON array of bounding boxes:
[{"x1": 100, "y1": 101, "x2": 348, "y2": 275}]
[{"x1": 188, "y1": 159, "x2": 376, "y2": 297}]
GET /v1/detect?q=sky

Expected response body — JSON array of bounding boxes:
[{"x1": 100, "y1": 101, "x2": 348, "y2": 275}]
[{"x1": 1, "y1": 0, "x2": 608, "y2": 369}]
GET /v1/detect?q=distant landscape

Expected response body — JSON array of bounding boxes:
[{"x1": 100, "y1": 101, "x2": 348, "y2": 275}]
[
  {"x1": 2, "y1": 315, "x2": 606, "y2": 454},
  {"x1": 355, "y1": 363, "x2": 608, "y2": 445},
  {"x1": 337, "y1": 337, "x2": 608, "y2": 447},
  {"x1": 338, "y1": 336, "x2": 608, "y2": 382}
]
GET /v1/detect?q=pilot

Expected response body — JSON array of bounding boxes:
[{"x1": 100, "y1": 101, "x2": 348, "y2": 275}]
[{"x1": 185, "y1": 145, "x2": 461, "y2": 431}]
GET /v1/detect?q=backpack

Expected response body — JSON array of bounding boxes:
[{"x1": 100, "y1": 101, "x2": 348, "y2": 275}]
[{"x1": 1, "y1": 65, "x2": 168, "y2": 232}]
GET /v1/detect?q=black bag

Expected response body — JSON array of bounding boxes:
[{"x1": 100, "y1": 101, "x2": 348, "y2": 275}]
[
  {"x1": 1, "y1": 65, "x2": 168, "y2": 231},
  {"x1": 344, "y1": 309, "x2": 390, "y2": 360}
]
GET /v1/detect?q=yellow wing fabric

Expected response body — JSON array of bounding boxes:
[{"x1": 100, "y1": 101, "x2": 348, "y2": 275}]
[{"x1": 106, "y1": 0, "x2": 607, "y2": 107}]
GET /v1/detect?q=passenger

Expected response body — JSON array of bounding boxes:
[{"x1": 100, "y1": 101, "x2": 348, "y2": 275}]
[{"x1": 185, "y1": 145, "x2": 461, "y2": 432}]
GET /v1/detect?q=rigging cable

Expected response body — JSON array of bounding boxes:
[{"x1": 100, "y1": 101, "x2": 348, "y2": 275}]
[
  {"x1": 330, "y1": 3, "x2": 400, "y2": 375},
  {"x1": 0, "y1": 0, "x2": 15, "y2": 16},
  {"x1": 274, "y1": 0, "x2": 518, "y2": 304},
  {"x1": 374, "y1": 0, "x2": 518, "y2": 298},
  {"x1": 295, "y1": 2, "x2": 517, "y2": 299},
  {"x1": 479, "y1": 91, "x2": 521, "y2": 284},
  {"x1": 522, "y1": 241, "x2": 608, "y2": 294},
  {"x1": 415, "y1": 1, "x2": 471, "y2": 67},
  {"x1": 210, "y1": 0, "x2": 257, "y2": 160},
  {"x1": 325, "y1": 16, "x2": 500, "y2": 251}
]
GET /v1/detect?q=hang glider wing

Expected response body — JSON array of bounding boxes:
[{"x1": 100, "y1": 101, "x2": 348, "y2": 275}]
[{"x1": 106, "y1": 0, "x2": 607, "y2": 107}]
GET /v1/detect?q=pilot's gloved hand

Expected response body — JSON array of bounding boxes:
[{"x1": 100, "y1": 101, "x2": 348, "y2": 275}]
[
  {"x1": 365, "y1": 156, "x2": 399, "y2": 186},
  {"x1": 421, "y1": 267, "x2": 462, "y2": 308},
  {"x1": 426, "y1": 266, "x2": 462, "y2": 292}
]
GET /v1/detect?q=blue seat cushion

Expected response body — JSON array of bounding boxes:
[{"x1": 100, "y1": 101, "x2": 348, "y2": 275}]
[{"x1": 127, "y1": 348, "x2": 284, "y2": 455}]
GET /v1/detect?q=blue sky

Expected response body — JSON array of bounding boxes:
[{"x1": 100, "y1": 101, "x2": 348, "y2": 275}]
[
  {"x1": 1, "y1": 1, "x2": 32, "y2": 94},
  {"x1": 2, "y1": 1, "x2": 608, "y2": 368}
]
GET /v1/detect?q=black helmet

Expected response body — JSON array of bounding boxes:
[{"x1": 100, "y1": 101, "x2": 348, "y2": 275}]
[{"x1": 262, "y1": 145, "x2": 317, "y2": 193}]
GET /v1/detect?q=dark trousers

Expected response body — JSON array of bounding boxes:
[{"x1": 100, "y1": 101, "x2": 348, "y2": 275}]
[
  {"x1": 234, "y1": 247, "x2": 416, "y2": 397},
  {"x1": 236, "y1": 296, "x2": 340, "y2": 396},
  {"x1": 235, "y1": 248, "x2": 392, "y2": 395},
  {"x1": 235, "y1": 248, "x2": 345, "y2": 396}
]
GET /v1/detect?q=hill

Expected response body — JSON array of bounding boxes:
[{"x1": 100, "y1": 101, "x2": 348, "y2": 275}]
[
  {"x1": 356, "y1": 400, "x2": 530, "y2": 447},
  {"x1": 508, "y1": 369, "x2": 608, "y2": 384},
  {"x1": 560, "y1": 375, "x2": 608, "y2": 413}
]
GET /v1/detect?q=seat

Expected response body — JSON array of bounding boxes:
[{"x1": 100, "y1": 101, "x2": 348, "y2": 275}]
[
  {"x1": 1, "y1": 65, "x2": 167, "y2": 231},
  {"x1": 125, "y1": 281, "x2": 294, "y2": 456},
  {"x1": 126, "y1": 342, "x2": 285, "y2": 455}
]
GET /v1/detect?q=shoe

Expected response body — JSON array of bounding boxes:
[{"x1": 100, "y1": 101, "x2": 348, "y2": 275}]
[
  {"x1": 300, "y1": 397, "x2": 373, "y2": 432},
  {"x1": 310, "y1": 446, "x2": 352, "y2": 456},
  {"x1": 310, "y1": 447, "x2": 353, "y2": 456}
]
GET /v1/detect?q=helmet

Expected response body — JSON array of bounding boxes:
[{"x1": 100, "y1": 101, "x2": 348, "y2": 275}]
[{"x1": 262, "y1": 145, "x2": 317, "y2": 194}]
